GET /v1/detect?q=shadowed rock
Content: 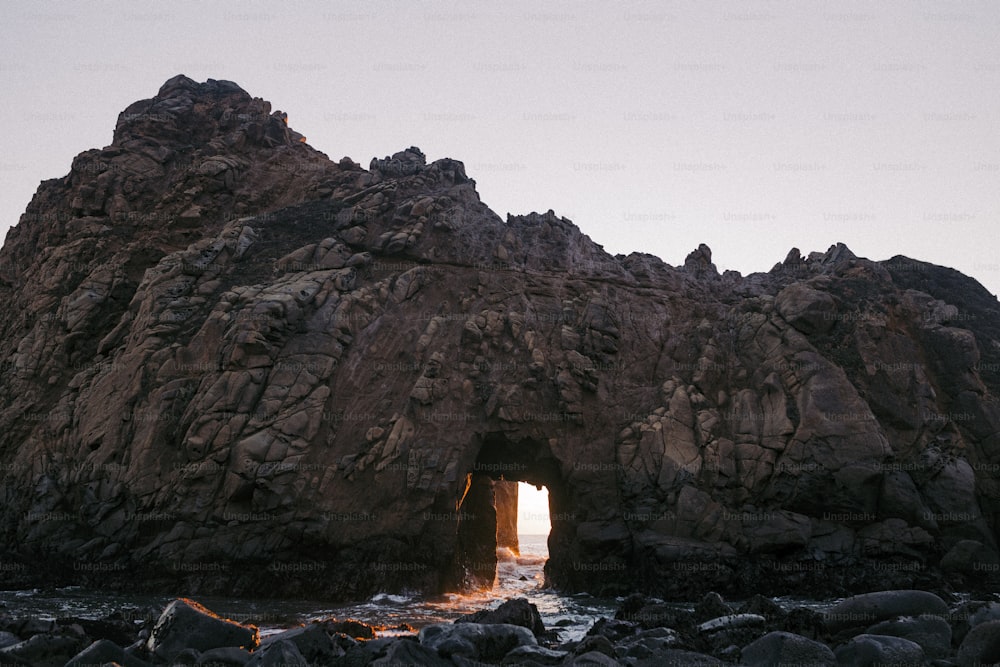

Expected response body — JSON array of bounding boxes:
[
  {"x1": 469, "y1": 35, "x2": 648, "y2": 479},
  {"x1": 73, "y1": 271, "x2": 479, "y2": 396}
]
[
  {"x1": 145, "y1": 598, "x2": 258, "y2": 661},
  {"x1": 456, "y1": 597, "x2": 545, "y2": 636},
  {"x1": 741, "y1": 631, "x2": 836, "y2": 667},
  {"x1": 1, "y1": 76, "x2": 999, "y2": 602}
]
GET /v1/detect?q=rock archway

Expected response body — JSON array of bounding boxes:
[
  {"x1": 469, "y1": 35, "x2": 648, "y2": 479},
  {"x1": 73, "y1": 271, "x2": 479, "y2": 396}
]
[{"x1": 446, "y1": 432, "x2": 571, "y2": 592}]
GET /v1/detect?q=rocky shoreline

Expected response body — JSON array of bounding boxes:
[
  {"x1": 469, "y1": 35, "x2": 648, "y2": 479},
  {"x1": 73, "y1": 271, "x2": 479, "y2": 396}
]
[{"x1": 2, "y1": 589, "x2": 1000, "y2": 666}]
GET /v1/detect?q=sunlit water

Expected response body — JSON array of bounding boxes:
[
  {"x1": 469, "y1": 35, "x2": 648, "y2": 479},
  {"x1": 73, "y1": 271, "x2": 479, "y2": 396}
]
[{"x1": 0, "y1": 535, "x2": 620, "y2": 642}]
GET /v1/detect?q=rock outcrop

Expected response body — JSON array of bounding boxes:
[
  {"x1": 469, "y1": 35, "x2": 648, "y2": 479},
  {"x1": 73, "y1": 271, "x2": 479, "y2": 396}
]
[{"x1": 2, "y1": 76, "x2": 1000, "y2": 601}]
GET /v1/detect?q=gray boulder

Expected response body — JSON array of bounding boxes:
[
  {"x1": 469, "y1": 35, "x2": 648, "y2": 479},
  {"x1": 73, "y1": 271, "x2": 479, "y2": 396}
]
[
  {"x1": 259, "y1": 622, "x2": 341, "y2": 663},
  {"x1": 741, "y1": 630, "x2": 836, "y2": 667},
  {"x1": 418, "y1": 622, "x2": 536, "y2": 662},
  {"x1": 371, "y1": 637, "x2": 453, "y2": 666},
  {"x1": 245, "y1": 638, "x2": 307, "y2": 666},
  {"x1": 824, "y1": 590, "x2": 948, "y2": 635},
  {"x1": 951, "y1": 601, "x2": 1000, "y2": 644},
  {"x1": 569, "y1": 651, "x2": 624, "y2": 666},
  {"x1": 616, "y1": 628, "x2": 683, "y2": 662},
  {"x1": 572, "y1": 634, "x2": 617, "y2": 658},
  {"x1": 455, "y1": 597, "x2": 546, "y2": 636},
  {"x1": 168, "y1": 648, "x2": 202, "y2": 665},
  {"x1": 0, "y1": 633, "x2": 85, "y2": 667},
  {"x1": 834, "y1": 633, "x2": 925, "y2": 666},
  {"x1": 14, "y1": 618, "x2": 55, "y2": 638},
  {"x1": 693, "y1": 591, "x2": 734, "y2": 623},
  {"x1": 958, "y1": 619, "x2": 1000, "y2": 667},
  {"x1": 501, "y1": 644, "x2": 568, "y2": 665},
  {"x1": 145, "y1": 598, "x2": 259, "y2": 661},
  {"x1": 867, "y1": 614, "x2": 952, "y2": 658},
  {"x1": 65, "y1": 639, "x2": 152, "y2": 667},
  {"x1": 196, "y1": 646, "x2": 251, "y2": 666},
  {"x1": 969, "y1": 602, "x2": 1000, "y2": 629},
  {"x1": 941, "y1": 539, "x2": 1000, "y2": 574},
  {"x1": 635, "y1": 648, "x2": 726, "y2": 665}
]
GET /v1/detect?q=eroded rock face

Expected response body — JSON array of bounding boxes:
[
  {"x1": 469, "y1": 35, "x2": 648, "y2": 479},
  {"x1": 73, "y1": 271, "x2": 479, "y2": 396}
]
[{"x1": 1, "y1": 77, "x2": 1000, "y2": 601}]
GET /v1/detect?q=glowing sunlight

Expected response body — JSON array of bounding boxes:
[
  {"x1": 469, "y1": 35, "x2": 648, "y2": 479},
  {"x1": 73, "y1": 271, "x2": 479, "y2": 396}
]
[{"x1": 517, "y1": 482, "x2": 550, "y2": 537}]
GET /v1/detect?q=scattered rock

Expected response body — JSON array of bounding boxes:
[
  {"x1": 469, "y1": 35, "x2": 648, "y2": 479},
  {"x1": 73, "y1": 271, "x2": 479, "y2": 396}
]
[
  {"x1": 824, "y1": 590, "x2": 949, "y2": 636},
  {"x1": 145, "y1": 598, "x2": 259, "y2": 661},
  {"x1": 637, "y1": 648, "x2": 726, "y2": 666},
  {"x1": 568, "y1": 650, "x2": 624, "y2": 666},
  {"x1": 741, "y1": 630, "x2": 836, "y2": 667},
  {"x1": 196, "y1": 645, "x2": 251, "y2": 666},
  {"x1": 324, "y1": 618, "x2": 376, "y2": 640},
  {"x1": 0, "y1": 633, "x2": 86, "y2": 667},
  {"x1": 572, "y1": 633, "x2": 617, "y2": 658},
  {"x1": 834, "y1": 633, "x2": 925, "y2": 666},
  {"x1": 697, "y1": 613, "x2": 767, "y2": 634},
  {"x1": 501, "y1": 644, "x2": 568, "y2": 665},
  {"x1": 245, "y1": 638, "x2": 307, "y2": 666},
  {"x1": 259, "y1": 622, "x2": 340, "y2": 663},
  {"x1": 418, "y1": 623, "x2": 536, "y2": 662},
  {"x1": 866, "y1": 614, "x2": 952, "y2": 658},
  {"x1": 455, "y1": 596, "x2": 545, "y2": 636},
  {"x1": 958, "y1": 619, "x2": 1000, "y2": 667},
  {"x1": 737, "y1": 594, "x2": 786, "y2": 622},
  {"x1": 693, "y1": 592, "x2": 734, "y2": 623},
  {"x1": 371, "y1": 637, "x2": 452, "y2": 666},
  {"x1": 65, "y1": 639, "x2": 151, "y2": 667}
]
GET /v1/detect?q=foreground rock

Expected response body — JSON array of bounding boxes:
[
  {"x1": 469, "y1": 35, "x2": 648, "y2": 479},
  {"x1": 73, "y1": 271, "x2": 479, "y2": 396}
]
[
  {"x1": 0, "y1": 76, "x2": 999, "y2": 602},
  {"x1": 958, "y1": 620, "x2": 1000, "y2": 667},
  {"x1": 824, "y1": 590, "x2": 949, "y2": 636},
  {"x1": 4, "y1": 591, "x2": 1000, "y2": 666},
  {"x1": 741, "y1": 631, "x2": 836, "y2": 667},
  {"x1": 64, "y1": 639, "x2": 152, "y2": 667},
  {"x1": 455, "y1": 596, "x2": 546, "y2": 636},
  {"x1": 867, "y1": 614, "x2": 952, "y2": 658},
  {"x1": 418, "y1": 622, "x2": 537, "y2": 662},
  {"x1": 834, "y1": 633, "x2": 925, "y2": 666},
  {"x1": 144, "y1": 598, "x2": 259, "y2": 660},
  {"x1": 0, "y1": 633, "x2": 88, "y2": 667}
]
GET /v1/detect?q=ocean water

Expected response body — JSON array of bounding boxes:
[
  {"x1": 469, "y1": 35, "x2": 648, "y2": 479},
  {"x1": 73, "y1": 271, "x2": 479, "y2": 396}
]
[{"x1": 0, "y1": 535, "x2": 620, "y2": 642}]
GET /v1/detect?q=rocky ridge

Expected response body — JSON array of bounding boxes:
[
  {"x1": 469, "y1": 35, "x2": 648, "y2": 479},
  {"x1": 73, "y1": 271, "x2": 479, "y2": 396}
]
[{"x1": 1, "y1": 76, "x2": 1000, "y2": 601}]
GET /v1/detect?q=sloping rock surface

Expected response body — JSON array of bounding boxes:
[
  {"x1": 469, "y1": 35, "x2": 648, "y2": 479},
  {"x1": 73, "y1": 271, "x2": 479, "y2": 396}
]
[{"x1": 1, "y1": 76, "x2": 1000, "y2": 600}]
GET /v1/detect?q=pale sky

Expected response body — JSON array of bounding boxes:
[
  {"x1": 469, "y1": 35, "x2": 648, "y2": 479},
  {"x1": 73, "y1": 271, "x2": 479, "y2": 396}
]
[
  {"x1": 2, "y1": 1, "x2": 998, "y2": 295},
  {"x1": 518, "y1": 483, "x2": 550, "y2": 536}
]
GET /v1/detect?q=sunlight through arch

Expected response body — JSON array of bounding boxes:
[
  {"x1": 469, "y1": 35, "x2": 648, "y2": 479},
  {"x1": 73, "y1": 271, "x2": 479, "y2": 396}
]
[{"x1": 517, "y1": 482, "x2": 550, "y2": 537}]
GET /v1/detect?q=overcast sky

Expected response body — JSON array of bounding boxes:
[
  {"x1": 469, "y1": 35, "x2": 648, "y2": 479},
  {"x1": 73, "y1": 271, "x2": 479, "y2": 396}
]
[{"x1": 2, "y1": 1, "x2": 998, "y2": 296}]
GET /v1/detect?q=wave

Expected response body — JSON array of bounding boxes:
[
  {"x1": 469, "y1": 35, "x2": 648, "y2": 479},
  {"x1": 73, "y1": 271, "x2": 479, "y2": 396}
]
[
  {"x1": 516, "y1": 553, "x2": 547, "y2": 566},
  {"x1": 496, "y1": 546, "x2": 518, "y2": 562},
  {"x1": 369, "y1": 593, "x2": 414, "y2": 605}
]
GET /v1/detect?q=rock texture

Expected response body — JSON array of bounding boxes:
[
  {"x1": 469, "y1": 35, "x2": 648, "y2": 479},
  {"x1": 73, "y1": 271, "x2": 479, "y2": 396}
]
[{"x1": 2, "y1": 76, "x2": 1000, "y2": 601}]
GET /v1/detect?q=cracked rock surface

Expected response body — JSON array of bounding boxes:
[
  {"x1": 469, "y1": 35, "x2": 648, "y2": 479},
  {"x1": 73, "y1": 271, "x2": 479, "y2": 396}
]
[{"x1": 1, "y1": 77, "x2": 1000, "y2": 601}]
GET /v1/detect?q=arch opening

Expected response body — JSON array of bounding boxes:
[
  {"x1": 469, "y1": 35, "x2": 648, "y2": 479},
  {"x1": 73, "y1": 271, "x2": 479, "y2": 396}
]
[{"x1": 447, "y1": 432, "x2": 566, "y2": 592}]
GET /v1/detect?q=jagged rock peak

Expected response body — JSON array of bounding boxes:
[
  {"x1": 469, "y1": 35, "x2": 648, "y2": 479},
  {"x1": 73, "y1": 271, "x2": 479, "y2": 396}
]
[
  {"x1": 507, "y1": 209, "x2": 573, "y2": 226},
  {"x1": 684, "y1": 243, "x2": 718, "y2": 275},
  {"x1": 113, "y1": 74, "x2": 306, "y2": 149},
  {"x1": 810, "y1": 242, "x2": 857, "y2": 265}
]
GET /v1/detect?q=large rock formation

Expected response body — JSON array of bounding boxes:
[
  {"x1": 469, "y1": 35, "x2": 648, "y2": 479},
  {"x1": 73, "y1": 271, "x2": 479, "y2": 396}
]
[{"x1": 2, "y1": 76, "x2": 1000, "y2": 601}]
